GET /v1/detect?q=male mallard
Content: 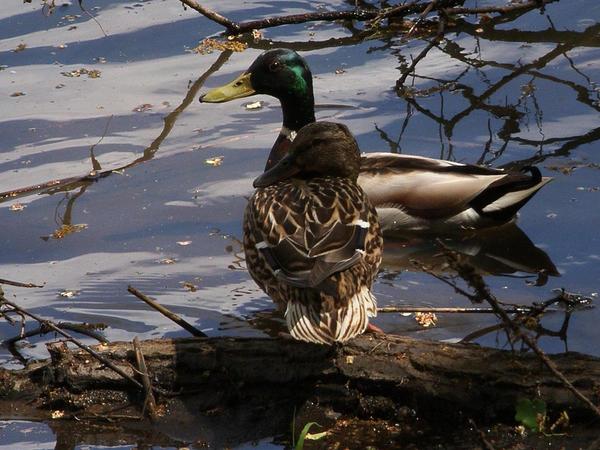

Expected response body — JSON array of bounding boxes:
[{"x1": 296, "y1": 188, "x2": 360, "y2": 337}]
[
  {"x1": 200, "y1": 49, "x2": 551, "y2": 233},
  {"x1": 244, "y1": 121, "x2": 382, "y2": 344}
]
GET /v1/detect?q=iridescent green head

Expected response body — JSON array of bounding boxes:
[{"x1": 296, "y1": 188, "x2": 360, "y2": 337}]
[{"x1": 200, "y1": 48, "x2": 313, "y2": 105}]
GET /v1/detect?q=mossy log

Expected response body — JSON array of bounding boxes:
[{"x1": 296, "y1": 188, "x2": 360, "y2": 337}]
[{"x1": 1, "y1": 334, "x2": 599, "y2": 448}]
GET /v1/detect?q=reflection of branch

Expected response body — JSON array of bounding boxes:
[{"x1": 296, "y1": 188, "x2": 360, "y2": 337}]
[
  {"x1": 0, "y1": 51, "x2": 232, "y2": 205},
  {"x1": 397, "y1": 16, "x2": 446, "y2": 87},
  {"x1": 436, "y1": 247, "x2": 600, "y2": 419},
  {"x1": 397, "y1": 23, "x2": 600, "y2": 163}
]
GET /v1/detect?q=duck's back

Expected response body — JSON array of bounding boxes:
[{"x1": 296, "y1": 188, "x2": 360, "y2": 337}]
[{"x1": 243, "y1": 176, "x2": 382, "y2": 344}]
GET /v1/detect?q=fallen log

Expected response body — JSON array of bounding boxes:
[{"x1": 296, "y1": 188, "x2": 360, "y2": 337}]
[{"x1": 1, "y1": 334, "x2": 599, "y2": 448}]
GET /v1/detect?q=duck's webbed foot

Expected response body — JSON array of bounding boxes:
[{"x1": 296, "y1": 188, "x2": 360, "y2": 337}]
[{"x1": 366, "y1": 323, "x2": 385, "y2": 335}]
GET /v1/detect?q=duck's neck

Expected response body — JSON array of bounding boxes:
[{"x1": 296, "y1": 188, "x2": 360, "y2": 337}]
[{"x1": 264, "y1": 92, "x2": 315, "y2": 171}]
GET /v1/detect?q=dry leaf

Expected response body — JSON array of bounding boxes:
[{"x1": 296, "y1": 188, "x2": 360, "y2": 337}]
[
  {"x1": 132, "y1": 103, "x2": 153, "y2": 112},
  {"x1": 414, "y1": 312, "x2": 437, "y2": 327},
  {"x1": 49, "y1": 224, "x2": 88, "y2": 239},
  {"x1": 59, "y1": 290, "x2": 78, "y2": 298},
  {"x1": 61, "y1": 68, "x2": 101, "y2": 78},
  {"x1": 205, "y1": 156, "x2": 224, "y2": 167},
  {"x1": 9, "y1": 203, "x2": 26, "y2": 211},
  {"x1": 191, "y1": 38, "x2": 247, "y2": 55},
  {"x1": 245, "y1": 101, "x2": 263, "y2": 110},
  {"x1": 182, "y1": 281, "x2": 198, "y2": 292},
  {"x1": 159, "y1": 258, "x2": 177, "y2": 264}
]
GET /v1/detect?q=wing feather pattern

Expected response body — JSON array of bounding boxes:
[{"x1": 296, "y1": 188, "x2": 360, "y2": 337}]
[{"x1": 243, "y1": 176, "x2": 382, "y2": 344}]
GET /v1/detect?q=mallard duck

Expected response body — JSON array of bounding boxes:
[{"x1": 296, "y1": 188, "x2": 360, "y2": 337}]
[
  {"x1": 200, "y1": 48, "x2": 552, "y2": 233},
  {"x1": 243, "y1": 121, "x2": 383, "y2": 344}
]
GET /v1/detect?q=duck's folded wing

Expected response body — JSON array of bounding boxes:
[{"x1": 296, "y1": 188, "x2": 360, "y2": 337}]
[
  {"x1": 360, "y1": 154, "x2": 549, "y2": 219},
  {"x1": 249, "y1": 182, "x2": 370, "y2": 289}
]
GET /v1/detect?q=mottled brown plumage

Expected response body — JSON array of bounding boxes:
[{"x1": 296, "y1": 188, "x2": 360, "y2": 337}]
[{"x1": 243, "y1": 122, "x2": 382, "y2": 344}]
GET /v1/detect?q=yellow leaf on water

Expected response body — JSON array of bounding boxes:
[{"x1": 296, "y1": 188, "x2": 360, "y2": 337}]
[
  {"x1": 414, "y1": 312, "x2": 437, "y2": 328},
  {"x1": 205, "y1": 156, "x2": 224, "y2": 167},
  {"x1": 9, "y1": 203, "x2": 26, "y2": 211}
]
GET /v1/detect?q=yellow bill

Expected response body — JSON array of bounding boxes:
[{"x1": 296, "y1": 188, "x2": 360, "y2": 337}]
[{"x1": 200, "y1": 72, "x2": 255, "y2": 103}]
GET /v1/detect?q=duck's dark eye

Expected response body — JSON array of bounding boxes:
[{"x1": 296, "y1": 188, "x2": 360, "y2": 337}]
[{"x1": 269, "y1": 61, "x2": 282, "y2": 72}]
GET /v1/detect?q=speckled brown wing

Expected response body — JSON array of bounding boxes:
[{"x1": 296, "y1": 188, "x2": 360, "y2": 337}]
[{"x1": 243, "y1": 176, "x2": 382, "y2": 344}]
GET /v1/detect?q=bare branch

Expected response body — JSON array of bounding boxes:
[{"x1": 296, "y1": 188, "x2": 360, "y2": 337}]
[{"x1": 128, "y1": 286, "x2": 207, "y2": 337}]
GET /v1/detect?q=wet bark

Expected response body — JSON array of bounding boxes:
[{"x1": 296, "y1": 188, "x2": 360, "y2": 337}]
[
  {"x1": 1, "y1": 334, "x2": 599, "y2": 448},
  {"x1": 2, "y1": 334, "x2": 599, "y2": 414}
]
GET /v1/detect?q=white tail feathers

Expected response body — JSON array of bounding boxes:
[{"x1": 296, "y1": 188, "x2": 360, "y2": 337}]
[
  {"x1": 285, "y1": 287, "x2": 377, "y2": 345},
  {"x1": 482, "y1": 177, "x2": 552, "y2": 213}
]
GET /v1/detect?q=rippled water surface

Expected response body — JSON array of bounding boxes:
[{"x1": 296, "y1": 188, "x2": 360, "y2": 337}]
[{"x1": 1, "y1": 0, "x2": 599, "y2": 448}]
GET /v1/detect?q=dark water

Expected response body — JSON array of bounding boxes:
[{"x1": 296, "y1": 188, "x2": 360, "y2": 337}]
[{"x1": 1, "y1": 0, "x2": 599, "y2": 448}]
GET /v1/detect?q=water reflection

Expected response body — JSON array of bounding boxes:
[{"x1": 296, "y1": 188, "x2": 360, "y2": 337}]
[{"x1": 381, "y1": 223, "x2": 559, "y2": 283}]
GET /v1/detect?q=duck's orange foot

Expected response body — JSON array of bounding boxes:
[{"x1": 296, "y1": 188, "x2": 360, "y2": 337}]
[
  {"x1": 365, "y1": 323, "x2": 385, "y2": 335},
  {"x1": 277, "y1": 331, "x2": 294, "y2": 340}
]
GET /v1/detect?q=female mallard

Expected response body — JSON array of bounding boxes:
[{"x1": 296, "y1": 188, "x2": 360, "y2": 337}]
[
  {"x1": 244, "y1": 121, "x2": 382, "y2": 344},
  {"x1": 201, "y1": 49, "x2": 551, "y2": 233}
]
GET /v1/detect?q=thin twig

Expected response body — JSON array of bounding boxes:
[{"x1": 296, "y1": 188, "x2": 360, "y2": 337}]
[
  {"x1": 411, "y1": 260, "x2": 480, "y2": 302},
  {"x1": 406, "y1": 0, "x2": 437, "y2": 37},
  {"x1": 0, "y1": 278, "x2": 44, "y2": 288},
  {"x1": 127, "y1": 286, "x2": 207, "y2": 337},
  {"x1": 378, "y1": 306, "x2": 553, "y2": 314},
  {"x1": 179, "y1": 0, "x2": 240, "y2": 32},
  {"x1": 180, "y1": 0, "x2": 464, "y2": 35},
  {"x1": 133, "y1": 337, "x2": 158, "y2": 420},
  {"x1": 3, "y1": 322, "x2": 108, "y2": 346}
]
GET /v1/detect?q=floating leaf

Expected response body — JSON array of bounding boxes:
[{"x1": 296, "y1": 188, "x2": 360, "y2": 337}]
[
  {"x1": 61, "y1": 68, "x2": 101, "y2": 78},
  {"x1": 245, "y1": 101, "x2": 263, "y2": 110},
  {"x1": 9, "y1": 203, "x2": 26, "y2": 211},
  {"x1": 182, "y1": 281, "x2": 198, "y2": 292},
  {"x1": 414, "y1": 312, "x2": 437, "y2": 327},
  {"x1": 59, "y1": 290, "x2": 78, "y2": 298},
  {"x1": 159, "y1": 258, "x2": 177, "y2": 265},
  {"x1": 132, "y1": 103, "x2": 153, "y2": 112},
  {"x1": 205, "y1": 156, "x2": 224, "y2": 167},
  {"x1": 191, "y1": 38, "x2": 247, "y2": 55},
  {"x1": 48, "y1": 224, "x2": 88, "y2": 239},
  {"x1": 515, "y1": 398, "x2": 547, "y2": 432}
]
